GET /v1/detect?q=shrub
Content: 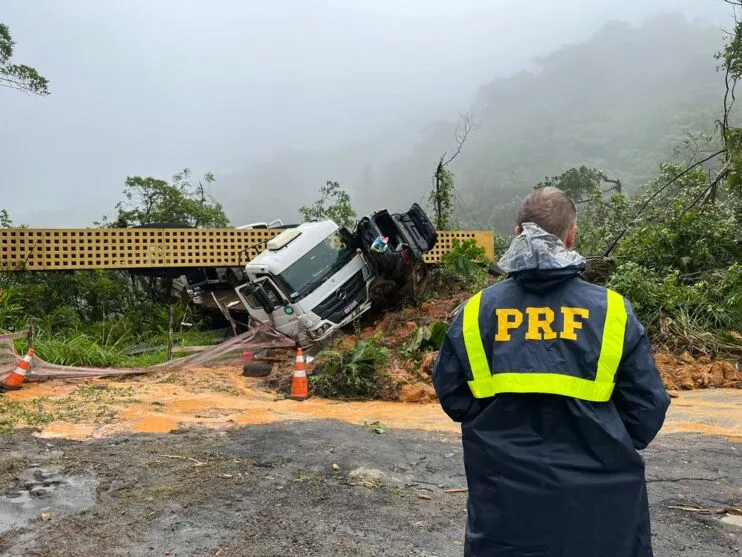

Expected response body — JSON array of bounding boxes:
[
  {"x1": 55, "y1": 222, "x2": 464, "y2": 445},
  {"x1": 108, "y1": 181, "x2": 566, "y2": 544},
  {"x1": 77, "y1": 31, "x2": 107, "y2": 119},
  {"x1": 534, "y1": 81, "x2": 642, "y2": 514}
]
[
  {"x1": 310, "y1": 334, "x2": 390, "y2": 399},
  {"x1": 442, "y1": 238, "x2": 486, "y2": 275},
  {"x1": 494, "y1": 231, "x2": 515, "y2": 260},
  {"x1": 401, "y1": 320, "x2": 449, "y2": 359},
  {"x1": 28, "y1": 332, "x2": 129, "y2": 368},
  {"x1": 616, "y1": 204, "x2": 741, "y2": 273},
  {"x1": 608, "y1": 262, "x2": 742, "y2": 355},
  {"x1": 441, "y1": 238, "x2": 488, "y2": 291}
]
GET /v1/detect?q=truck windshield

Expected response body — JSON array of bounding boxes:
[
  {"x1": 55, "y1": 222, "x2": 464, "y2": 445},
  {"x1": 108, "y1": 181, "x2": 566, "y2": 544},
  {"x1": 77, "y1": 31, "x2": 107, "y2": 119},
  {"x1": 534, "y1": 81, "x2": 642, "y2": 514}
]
[{"x1": 276, "y1": 232, "x2": 356, "y2": 299}]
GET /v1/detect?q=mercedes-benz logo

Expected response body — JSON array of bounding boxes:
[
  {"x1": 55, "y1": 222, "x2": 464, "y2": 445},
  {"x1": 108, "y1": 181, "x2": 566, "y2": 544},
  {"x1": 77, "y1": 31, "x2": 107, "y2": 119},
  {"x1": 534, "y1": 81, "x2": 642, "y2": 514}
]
[{"x1": 337, "y1": 289, "x2": 346, "y2": 301}]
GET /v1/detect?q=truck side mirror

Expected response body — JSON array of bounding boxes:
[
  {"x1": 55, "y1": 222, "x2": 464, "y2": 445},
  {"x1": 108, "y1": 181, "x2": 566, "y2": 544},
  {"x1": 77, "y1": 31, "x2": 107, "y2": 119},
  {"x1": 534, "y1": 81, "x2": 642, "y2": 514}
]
[
  {"x1": 257, "y1": 286, "x2": 276, "y2": 314},
  {"x1": 246, "y1": 283, "x2": 276, "y2": 314}
]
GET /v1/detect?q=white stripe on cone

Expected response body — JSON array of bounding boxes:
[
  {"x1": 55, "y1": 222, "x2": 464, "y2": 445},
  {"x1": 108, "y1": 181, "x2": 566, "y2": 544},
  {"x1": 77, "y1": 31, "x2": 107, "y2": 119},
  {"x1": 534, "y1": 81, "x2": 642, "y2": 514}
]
[{"x1": 15, "y1": 355, "x2": 32, "y2": 375}]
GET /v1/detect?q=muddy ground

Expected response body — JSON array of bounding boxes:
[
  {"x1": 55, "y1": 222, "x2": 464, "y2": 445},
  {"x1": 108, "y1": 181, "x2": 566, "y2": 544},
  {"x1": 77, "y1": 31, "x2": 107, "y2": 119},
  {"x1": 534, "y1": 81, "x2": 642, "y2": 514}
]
[{"x1": 0, "y1": 421, "x2": 739, "y2": 557}]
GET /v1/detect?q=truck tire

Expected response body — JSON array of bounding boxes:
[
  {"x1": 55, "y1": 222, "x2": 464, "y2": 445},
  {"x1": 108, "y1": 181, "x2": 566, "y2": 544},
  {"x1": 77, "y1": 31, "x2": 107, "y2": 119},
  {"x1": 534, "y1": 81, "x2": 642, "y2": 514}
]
[
  {"x1": 408, "y1": 262, "x2": 429, "y2": 304},
  {"x1": 242, "y1": 363, "x2": 273, "y2": 377}
]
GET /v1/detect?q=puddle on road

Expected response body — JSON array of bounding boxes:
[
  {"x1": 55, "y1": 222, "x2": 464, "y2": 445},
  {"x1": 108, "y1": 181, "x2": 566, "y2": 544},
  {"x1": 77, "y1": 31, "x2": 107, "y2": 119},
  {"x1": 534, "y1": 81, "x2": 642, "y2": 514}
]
[{"x1": 0, "y1": 466, "x2": 96, "y2": 534}]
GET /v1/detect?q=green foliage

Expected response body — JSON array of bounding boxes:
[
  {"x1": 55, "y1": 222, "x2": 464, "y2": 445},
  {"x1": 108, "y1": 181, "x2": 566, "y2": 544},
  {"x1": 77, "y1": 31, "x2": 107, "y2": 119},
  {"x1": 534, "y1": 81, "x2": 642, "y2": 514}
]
[
  {"x1": 715, "y1": 3, "x2": 742, "y2": 195},
  {"x1": 0, "y1": 287, "x2": 24, "y2": 332},
  {"x1": 574, "y1": 192, "x2": 633, "y2": 256},
  {"x1": 28, "y1": 332, "x2": 131, "y2": 368},
  {"x1": 587, "y1": 157, "x2": 742, "y2": 354},
  {"x1": 0, "y1": 23, "x2": 49, "y2": 96},
  {"x1": 494, "y1": 231, "x2": 515, "y2": 259},
  {"x1": 606, "y1": 263, "x2": 681, "y2": 327},
  {"x1": 531, "y1": 165, "x2": 629, "y2": 256},
  {"x1": 401, "y1": 321, "x2": 449, "y2": 359},
  {"x1": 617, "y1": 205, "x2": 740, "y2": 273},
  {"x1": 311, "y1": 334, "x2": 390, "y2": 399},
  {"x1": 441, "y1": 239, "x2": 487, "y2": 290},
  {"x1": 431, "y1": 164, "x2": 456, "y2": 230},
  {"x1": 12, "y1": 325, "x2": 209, "y2": 369},
  {"x1": 299, "y1": 181, "x2": 357, "y2": 228},
  {"x1": 538, "y1": 166, "x2": 612, "y2": 204},
  {"x1": 105, "y1": 168, "x2": 229, "y2": 228},
  {"x1": 608, "y1": 262, "x2": 742, "y2": 354},
  {"x1": 1, "y1": 269, "x2": 187, "y2": 338}
]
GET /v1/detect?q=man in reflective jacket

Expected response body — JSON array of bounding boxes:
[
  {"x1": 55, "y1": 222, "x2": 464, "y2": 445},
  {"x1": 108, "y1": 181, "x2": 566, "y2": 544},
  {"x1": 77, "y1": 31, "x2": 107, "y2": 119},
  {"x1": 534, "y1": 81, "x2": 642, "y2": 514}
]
[{"x1": 432, "y1": 186, "x2": 670, "y2": 557}]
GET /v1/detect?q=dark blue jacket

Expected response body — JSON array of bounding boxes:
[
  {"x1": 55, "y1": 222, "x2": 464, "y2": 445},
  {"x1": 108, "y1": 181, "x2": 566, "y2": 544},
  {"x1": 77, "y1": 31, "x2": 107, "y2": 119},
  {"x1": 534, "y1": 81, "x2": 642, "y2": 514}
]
[{"x1": 432, "y1": 267, "x2": 670, "y2": 557}]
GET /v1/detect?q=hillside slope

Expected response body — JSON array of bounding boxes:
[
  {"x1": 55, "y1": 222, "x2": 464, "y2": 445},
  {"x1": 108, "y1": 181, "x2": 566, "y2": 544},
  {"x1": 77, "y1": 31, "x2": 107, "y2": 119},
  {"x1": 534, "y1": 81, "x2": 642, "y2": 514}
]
[{"x1": 219, "y1": 14, "x2": 726, "y2": 230}]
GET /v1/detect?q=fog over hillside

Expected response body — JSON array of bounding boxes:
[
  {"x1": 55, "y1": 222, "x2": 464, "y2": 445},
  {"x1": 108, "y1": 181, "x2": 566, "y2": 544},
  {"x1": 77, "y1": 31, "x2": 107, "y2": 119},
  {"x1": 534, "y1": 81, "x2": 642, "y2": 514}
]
[{"x1": 0, "y1": 1, "x2": 730, "y2": 228}]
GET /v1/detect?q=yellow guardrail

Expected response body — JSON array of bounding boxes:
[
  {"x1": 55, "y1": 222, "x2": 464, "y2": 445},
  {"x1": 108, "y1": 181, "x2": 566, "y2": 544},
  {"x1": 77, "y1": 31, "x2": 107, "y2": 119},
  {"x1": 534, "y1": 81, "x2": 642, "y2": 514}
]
[{"x1": 0, "y1": 228, "x2": 494, "y2": 271}]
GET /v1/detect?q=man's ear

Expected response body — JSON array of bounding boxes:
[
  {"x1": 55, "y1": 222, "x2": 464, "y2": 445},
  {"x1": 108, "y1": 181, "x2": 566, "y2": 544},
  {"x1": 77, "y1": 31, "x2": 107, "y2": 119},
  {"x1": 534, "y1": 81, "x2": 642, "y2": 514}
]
[
  {"x1": 514, "y1": 225, "x2": 522, "y2": 235},
  {"x1": 564, "y1": 224, "x2": 577, "y2": 249}
]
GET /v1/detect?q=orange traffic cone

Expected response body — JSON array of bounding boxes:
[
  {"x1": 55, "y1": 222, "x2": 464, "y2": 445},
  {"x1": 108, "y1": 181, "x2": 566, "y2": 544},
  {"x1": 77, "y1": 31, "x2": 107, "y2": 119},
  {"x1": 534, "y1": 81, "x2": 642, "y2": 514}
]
[
  {"x1": 1, "y1": 348, "x2": 35, "y2": 391},
  {"x1": 289, "y1": 347, "x2": 309, "y2": 401}
]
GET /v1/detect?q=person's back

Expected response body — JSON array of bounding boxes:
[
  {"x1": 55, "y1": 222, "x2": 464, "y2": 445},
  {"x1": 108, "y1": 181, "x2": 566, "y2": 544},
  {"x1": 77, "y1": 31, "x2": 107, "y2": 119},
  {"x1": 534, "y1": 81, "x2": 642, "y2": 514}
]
[{"x1": 432, "y1": 187, "x2": 670, "y2": 557}]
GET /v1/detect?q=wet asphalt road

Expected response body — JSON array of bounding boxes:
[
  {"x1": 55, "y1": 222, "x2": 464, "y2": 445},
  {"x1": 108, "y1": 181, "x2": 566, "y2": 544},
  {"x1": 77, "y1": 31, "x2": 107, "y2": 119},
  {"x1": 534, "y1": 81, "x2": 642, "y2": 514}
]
[{"x1": 0, "y1": 421, "x2": 739, "y2": 556}]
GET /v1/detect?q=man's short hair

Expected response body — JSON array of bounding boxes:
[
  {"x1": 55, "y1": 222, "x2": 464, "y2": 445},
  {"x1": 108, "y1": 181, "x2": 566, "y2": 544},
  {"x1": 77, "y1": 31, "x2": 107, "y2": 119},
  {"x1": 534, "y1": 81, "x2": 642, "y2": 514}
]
[{"x1": 517, "y1": 186, "x2": 577, "y2": 239}]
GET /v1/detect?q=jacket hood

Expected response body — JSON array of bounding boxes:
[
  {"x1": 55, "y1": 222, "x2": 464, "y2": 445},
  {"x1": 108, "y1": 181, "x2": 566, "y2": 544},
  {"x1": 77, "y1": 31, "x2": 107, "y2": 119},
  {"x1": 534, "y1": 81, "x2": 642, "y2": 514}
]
[{"x1": 497, "y1": 222, "x2": 586, "y2": 294}]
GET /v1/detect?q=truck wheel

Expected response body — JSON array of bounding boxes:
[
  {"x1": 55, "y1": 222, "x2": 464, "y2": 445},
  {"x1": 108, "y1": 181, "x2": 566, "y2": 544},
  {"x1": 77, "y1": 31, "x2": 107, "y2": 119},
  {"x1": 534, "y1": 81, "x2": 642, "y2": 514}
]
[
  {"x1": 408, "y1": 263, "x2": 429, "y2": 304},
  {"x1": 370, "y1": 278, "x2": 397, "y2": 310},
  {"x1": 242, "y1": 363, "x2": 273, "y2": 377}
]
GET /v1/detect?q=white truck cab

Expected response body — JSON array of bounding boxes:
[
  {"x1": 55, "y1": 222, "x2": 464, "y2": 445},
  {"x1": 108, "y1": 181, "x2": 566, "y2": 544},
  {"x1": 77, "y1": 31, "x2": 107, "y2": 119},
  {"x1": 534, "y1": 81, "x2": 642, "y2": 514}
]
[{"x1": 234, "y1": 220, "x2": 374, "y2": 345}]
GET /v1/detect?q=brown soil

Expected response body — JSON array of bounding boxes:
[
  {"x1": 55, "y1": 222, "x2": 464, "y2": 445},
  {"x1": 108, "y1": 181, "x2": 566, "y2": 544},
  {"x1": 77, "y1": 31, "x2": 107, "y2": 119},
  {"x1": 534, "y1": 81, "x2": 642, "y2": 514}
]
[{"x1": 655, "y1": 351, "x2": 741, "y2": 393}]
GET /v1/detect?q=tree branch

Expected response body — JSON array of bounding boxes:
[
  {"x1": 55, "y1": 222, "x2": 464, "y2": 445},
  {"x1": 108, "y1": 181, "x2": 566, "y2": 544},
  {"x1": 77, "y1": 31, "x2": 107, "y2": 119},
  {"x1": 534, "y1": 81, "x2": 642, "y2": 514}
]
[
  {"x1": 602, "y1": 149, "x2": 726, "y2": 257},
  {"x1": 678, "y1": 160, "x2": 731, "y2": 218},
  {"x1": 441, "y1": 113, "x2": 476, "y2": 167},
  {"x1": 598, "y1": 171, "x2": 622, "y2": 195},
  {"x1": 0, "y1": 77, "x2": 37, "y2": 94},
  {"x1": 0, "y1": 72, "x2": 49, "y2": 96}
]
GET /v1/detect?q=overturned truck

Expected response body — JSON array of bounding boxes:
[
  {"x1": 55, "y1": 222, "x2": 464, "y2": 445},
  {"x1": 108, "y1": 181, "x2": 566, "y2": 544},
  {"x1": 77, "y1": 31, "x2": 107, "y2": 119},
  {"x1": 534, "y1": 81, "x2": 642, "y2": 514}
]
[{"x1": 182, "y1": 204, "x2": 437, "y2": 346}]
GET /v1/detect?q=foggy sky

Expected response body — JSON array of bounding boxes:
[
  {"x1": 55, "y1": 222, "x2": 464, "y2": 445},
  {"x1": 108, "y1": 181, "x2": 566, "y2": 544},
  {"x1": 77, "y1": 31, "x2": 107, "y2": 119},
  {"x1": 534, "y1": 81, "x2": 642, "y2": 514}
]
[{"x1": 0, "y1": 1, "x2": 729, "y2": 227}]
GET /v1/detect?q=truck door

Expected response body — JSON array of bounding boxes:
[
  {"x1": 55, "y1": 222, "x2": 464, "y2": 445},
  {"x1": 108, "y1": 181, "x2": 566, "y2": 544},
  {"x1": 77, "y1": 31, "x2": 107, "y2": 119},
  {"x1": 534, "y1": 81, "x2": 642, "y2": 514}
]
[
  {"x1": 258, "y1": 277, "x2": 300, "y2": 338},
  {"x1": 234, "y1": 277, "x2": 284, "y2": 323},
  {"x1": 235, "y1": 278, "x2": 301, "y2": 339}
]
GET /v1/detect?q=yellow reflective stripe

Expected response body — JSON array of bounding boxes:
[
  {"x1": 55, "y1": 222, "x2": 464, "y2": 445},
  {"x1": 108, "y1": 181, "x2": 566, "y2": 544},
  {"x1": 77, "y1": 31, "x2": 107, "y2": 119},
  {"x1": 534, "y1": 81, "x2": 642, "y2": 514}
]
[
  {"x1": 467, "y1": 373, "x2": 615, "y2": 402},
  {"x1": 596, "y1": 289, "x2": 627, "y2": 384},
  {"x1": 463, "y1": 289, "x2": 627, "y2": 402},
  {"x1": 462, "y1": 290, "x2": 491, "y2": 395}
]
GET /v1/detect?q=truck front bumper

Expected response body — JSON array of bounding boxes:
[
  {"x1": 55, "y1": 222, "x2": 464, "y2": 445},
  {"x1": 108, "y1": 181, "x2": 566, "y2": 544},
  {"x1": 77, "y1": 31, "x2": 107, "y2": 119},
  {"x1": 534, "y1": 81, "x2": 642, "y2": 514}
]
[{"x1": 307, "y1": 299, "x2": 373, "y2": 342}]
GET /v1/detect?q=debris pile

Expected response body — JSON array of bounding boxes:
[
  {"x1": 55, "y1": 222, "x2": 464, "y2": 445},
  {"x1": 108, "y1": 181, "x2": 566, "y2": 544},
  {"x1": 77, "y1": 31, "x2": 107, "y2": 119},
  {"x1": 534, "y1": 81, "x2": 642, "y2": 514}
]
[{"x1": 655, "y1": 352, "x2": 741, "y2": 394}]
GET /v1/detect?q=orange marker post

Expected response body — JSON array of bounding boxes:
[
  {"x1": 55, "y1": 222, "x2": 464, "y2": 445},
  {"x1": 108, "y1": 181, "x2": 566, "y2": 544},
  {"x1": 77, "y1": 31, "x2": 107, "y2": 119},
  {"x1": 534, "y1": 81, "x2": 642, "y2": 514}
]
[
  {"x1": 290, "y1": 347, "x2": 309, "y2": 401},
  {"x1": 1, "y1": 348, "x2": 35, "y2": 390}
]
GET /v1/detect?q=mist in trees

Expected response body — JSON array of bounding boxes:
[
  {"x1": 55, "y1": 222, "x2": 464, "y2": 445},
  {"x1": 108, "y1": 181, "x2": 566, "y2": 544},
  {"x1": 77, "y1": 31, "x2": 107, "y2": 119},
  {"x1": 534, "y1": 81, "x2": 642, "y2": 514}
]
[{"x1": 214, "y1": 13, "x2": 730, "y2": 231}]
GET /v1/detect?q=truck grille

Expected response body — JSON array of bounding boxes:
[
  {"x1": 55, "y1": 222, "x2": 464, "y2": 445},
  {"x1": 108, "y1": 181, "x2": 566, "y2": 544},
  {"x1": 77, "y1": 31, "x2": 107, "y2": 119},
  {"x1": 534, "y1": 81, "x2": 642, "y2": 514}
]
[{"x1": 312, "y1": 270, "x2": 366, "y2": 324}]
